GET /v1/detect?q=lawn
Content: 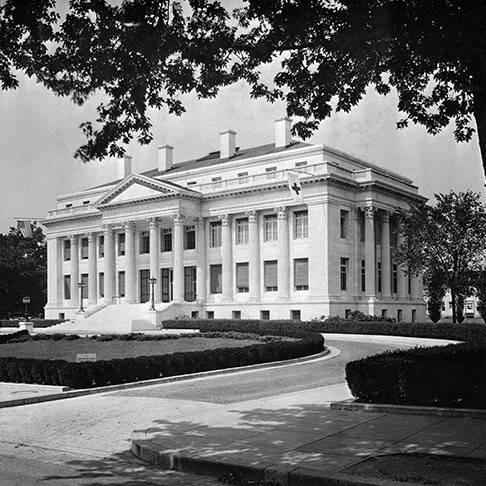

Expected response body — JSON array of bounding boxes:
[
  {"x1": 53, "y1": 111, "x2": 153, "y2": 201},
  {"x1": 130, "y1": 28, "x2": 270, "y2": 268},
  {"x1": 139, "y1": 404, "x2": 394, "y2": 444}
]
[{"x1": 0, "y1": 336, "x2": 263, "y2": 362}]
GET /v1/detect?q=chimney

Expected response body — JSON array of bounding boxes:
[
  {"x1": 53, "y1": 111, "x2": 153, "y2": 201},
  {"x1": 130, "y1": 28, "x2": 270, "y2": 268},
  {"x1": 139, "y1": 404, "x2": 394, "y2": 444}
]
[
  {"x1": 220, "y1": 129, "x2": 236, "y2": 159},
  {"x1": 117, "y1": 155, "x2": 132, "y2": 179},
  {"x1": 275, "y1": 117, "x2": 292, "y2": 148},
  {"x1": 158, "y1": 145, "x2": 174, "y2": 172}
]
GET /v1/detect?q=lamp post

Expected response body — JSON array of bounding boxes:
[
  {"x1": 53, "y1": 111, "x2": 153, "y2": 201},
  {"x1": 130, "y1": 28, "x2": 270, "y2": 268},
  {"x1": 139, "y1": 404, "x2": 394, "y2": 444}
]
[
  {"x1": 149, "y1": 277, "x2": 156, "y2": 311},
  {"x1": 78, "y1": 282, "x2": 86, "y2": 312}
]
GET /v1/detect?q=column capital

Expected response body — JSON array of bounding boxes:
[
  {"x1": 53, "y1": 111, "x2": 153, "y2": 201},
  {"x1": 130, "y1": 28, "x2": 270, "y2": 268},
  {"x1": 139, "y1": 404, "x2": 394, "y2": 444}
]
[
  {"x1": 124, "y1": 220, "x2": 135, "y2": 232},
  {"x1": 274, "y1": 206, "x2": 287, "y2": 219},
  {"x1": 170, "y1": 213, "x2": 185, "y2": 225},
  {"x1": 363, "y1": 206, "x2": 377, "y2": 219},
  {"x1": 149, "y1": 217, "x2": 159, "y2": 229},
  {"x1": 69, "y1": 234, "x2": 78, "y2": 244},
  {"x1": 87, "y1": 232, "x2": 96, "y2": 242},
  {"x1": 219, "y1": 213, "x2": 231, "y2": 226},
  {"x1": 194, "y1": 216, "x2": 205, "y2": 226},
  {"x1": 101, "y1": 223, "x2": 113, "y2": 233},
  {"x1": 245, "y1": 209, "x2": 258, "y2": 223}
]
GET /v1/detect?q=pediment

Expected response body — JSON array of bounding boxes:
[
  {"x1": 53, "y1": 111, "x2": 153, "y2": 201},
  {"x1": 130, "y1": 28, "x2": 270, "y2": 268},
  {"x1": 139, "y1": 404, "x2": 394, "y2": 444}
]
[{"x1": 95, "y1": 174, "x2": 199, "y2": 207}]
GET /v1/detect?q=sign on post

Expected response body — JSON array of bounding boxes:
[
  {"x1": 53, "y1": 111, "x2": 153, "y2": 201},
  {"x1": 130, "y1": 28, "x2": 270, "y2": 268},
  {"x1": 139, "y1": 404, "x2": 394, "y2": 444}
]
[{"x1": 22, "y1": 297, "x2": 30, "y2": 304}]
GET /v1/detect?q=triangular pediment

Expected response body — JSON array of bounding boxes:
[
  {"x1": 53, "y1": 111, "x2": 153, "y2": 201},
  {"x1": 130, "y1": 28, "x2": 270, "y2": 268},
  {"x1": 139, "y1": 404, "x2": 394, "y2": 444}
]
[{"x1": 95, "y1": 174, "x2": 199, "y2": 207}]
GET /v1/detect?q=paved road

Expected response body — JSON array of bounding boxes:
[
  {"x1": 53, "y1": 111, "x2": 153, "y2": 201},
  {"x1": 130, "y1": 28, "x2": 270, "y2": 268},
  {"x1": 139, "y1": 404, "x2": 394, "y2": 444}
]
[{"x1": 0, "y1": 337, "x2": 411, "y2": 485}]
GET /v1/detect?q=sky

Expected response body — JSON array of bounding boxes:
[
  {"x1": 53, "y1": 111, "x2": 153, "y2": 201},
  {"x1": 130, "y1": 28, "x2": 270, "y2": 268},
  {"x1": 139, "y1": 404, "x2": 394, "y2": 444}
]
[{"x1": 1, "y1": 63, "x2": 485, "y2": 234}]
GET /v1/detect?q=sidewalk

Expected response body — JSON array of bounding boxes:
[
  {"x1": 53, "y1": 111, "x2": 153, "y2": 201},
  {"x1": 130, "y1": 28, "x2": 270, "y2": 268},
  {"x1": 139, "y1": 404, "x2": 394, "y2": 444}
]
[{"x1": 131, "y1": 384, "x2": 486, "y2": 486}]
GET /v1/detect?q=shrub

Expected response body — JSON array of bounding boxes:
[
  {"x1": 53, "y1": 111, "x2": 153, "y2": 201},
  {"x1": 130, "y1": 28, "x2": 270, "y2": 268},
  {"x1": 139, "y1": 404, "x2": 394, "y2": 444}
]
[
  {"x1": 346, "y1": 343, "x2": 486, "y2": 408},
  {"x1": 0, "y1": 330, "x2": 29, "y2": 344},
  {"x1": 456, "y1": 294, "x2": 466, "y2": 324}
]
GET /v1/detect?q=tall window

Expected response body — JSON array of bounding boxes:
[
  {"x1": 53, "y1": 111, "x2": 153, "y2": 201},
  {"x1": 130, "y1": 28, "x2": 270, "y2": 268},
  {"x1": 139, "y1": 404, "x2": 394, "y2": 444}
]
[
  {"x1": 98, "y1": 235, "x2": 104, "y2": 258},
  {"x1": 264, "y1": 214, "x2": 278, "y2": 241},
  {"x1": 210, "y1": 264, "x2": 222, "y2": 293},
  {"x1": 340, "y1": 258, "x2": 349, "y2": 291},
  {"x1": 209, "y1": 221, "x2": 222, "y2": 247},
  {"x1": 118, "y1": 271, "x2": 126, "y2": 297},
  {"x1": 63, "y1": 275, "x2": 71, "y2": 300},
  {"x1": 235, "y1": 218, "x2": 249, "y2": 245},
  {"x1": 294, "y1": 258, "x2": 309, "y2": 290},
  {"x1": 139, "y1": 231, "x2": 149, "y2": 254},
  {"x1": 265, "y1": 166, "x2": 277, "y2": 179},
  {"x1": 118, "y1": 233, "x2": 125, "y2": 256},
  {"x1": 264, "y1": 260, "x2": 278, "y2": 291},
  {"x1": 236, "y1": 262, "x2": 249, "y2": 292},
  {"x1": 80, "y1": 237, "x2": 89, "y2": 259},
  {"x1": 294, "y1": 210, "x2": 308, "y2": 239},
  {"x1": 377, "y1": 262, "x2": 382, "y2": 293},
  {"x1": 63, "y1": 239, "x2": 71, "y2": 261},
  {"x1": 99, "y1": 272, "x2": 104, "y2": 298},
  {"x1": 80, "y1": 273, "x2": 88, "y2": 299},
  {"x1": 392, "y1": 264, "x2": 398, "y2": 293},
  {"x1": 161, "y1": 228, "x2": 172, "y2": 252},
  {"x1": 340, "y1": 210, "x2": 349, "y2": 239},
  {"x1": 184, "y1": 225, "x2": 196, "y2": 250},
  {"x1": 361, "y1": 260, "x2": 366, "y2": 292}
]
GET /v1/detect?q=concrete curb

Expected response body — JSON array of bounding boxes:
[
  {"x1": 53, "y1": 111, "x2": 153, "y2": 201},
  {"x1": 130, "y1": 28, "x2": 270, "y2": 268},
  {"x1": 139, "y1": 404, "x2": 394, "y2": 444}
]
[
  {"x1": 330, "y1": 400, "x2": 486, "y2": 419},
  {"x1": 0, "y1": 347, "x2": 333, "y2": 409}
]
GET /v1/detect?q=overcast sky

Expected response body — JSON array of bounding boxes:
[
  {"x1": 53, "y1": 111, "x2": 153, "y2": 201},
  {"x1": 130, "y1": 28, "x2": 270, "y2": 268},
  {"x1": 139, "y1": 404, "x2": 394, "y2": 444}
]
[{"x1": 1, "y1": 65, "x2": 484, "y2": 234}]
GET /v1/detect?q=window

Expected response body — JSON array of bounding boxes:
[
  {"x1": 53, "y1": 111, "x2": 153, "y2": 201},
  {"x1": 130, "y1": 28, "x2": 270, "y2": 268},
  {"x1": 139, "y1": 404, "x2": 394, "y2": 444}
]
[
  {"x1": 63, "y1": 275, "x2": 71, "y2": 300},
  {"x1": 139, "y1": 231, "x2": 150, "y2": 254},
  {"x1": 397, "y1": 309, "x2": 403, "y2": 323},
  {"x1": 206, "y1": 311, "x2": 215, "y2": 319},
  {"x1": 118, "y1": 233, "x2": 125, "y2": 256},
  {"x1": 265, "y1": 166, "x2": 277, "y2": 179},
  {"x1": 340, "y1": 258, "x2": 349, "y2": 291},
  {"x1": 238, "y1": 172, "x2": 249, "y2": 184},
  {"x1": 382, "y1": 309, "x2": 387, "y2": 318},
  {"x1": 80, "y1": 273, "x2": 88, "y2": 299},
  {"x1": 80, "y1": 237, "x2": 88, "y2": 259},
  {"x1": 211, "y1": 176, "x2": 222, "y2": 189},
  {"x1": 412, "y1": 309, "x2": 416, "y2": 322},
  {"x1": 294, "y1": 210, "x2": 308, "y2": 239},
  {"x1": 235, "y1": 218, "x2": 249, "y2": 245},
  {"x1": 236, "y1": 262, "x2": 249, "y2": 293},
  {"x1": 187, "y1": 181, "x2": 197, "y2": 186},
  {"x1": 82, "y1": 200, "x2": 90, "y2": 205},
  {"x1": 210, "y1": 264, "x2": 222, "y2": 293},
  {"x1": 359, "y1": 213, "x2": 365, "y2": 242},
  {"x1": 361, "y1": 260, "x2": 366, "y2": 292},
  {"x1": 59, "y1": 313, "x2": 65, "y2": 320},
  {"x1": 65, "y1": 203, "x2": 72, "y2": 208},
  {"x1": 232, "y1": 310, "x2": 241, "y2": 319},
  {"x1": 184, "y1": 225, "x2": 196, "y2": 250},
  {"x1": 392, "y1": 264, "x2": 398, "y2": 293},
  {"x1": 291, "y1": 310, "x2": 301, "y2": 320},
  {"x1": 161, "y1": 228, "x2": 172, "y2": 252},
  {"x1": 63, "y1": 239, "x2": 71, "y2": 261},
  {"x1": 118, "y1": 271, "x2": 125, "y2": 297},
  {"x1": 98, "y1": 235, "x2": 104, "y2": 258},
  {"x1": 99, "y1": 272, "x2": 104, "y2": 298},
  {"x1": 294, "y1": 258, "x2": 309, "y2": 290},
  {"x1": 191, "y1": 310, "x2": 199, "y2": 318},
  {"x1": 345, "y1": 309, "x2": 352, "y2": 318},
  {"x1": 340, "y1": 210, "x2": 348, "y2": 239},
  {"x1": 209, "y1": 221, "x2": 222, "y2": 247},
  {"x1": 264, "y1": 214, "x2": 278, "y2": 241},
  {"x1": 260, "y1": 310, "x2": 270, "y2": 320},
  {"x1": 295, "y1": 161, "x2": 308, "y2": 168},
  {"x1": 377, "y1": 262, "x2": 382, "y2": 293},
  {"x1": 264, "y1": 260, "x2": 278, "y2": 291}
]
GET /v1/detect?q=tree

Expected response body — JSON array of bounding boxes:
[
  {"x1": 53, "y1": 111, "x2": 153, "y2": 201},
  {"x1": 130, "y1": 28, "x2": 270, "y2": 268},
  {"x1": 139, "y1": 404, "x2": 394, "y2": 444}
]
[
  {"x1": 0, "y1": 225, "x2": 47, "y2": 318},
  {"x1": 3, "y1": 1, "x2": 486, "y2": 176},
  {"x1": 476, "y1": 270, "x2": 486, "y2": 323},
  {"x1": 426, "y1": 271, "x2": 446, "y2": 324},
  {"x1": 395, "y1": 190, "x2": 486, "y2": 324}
]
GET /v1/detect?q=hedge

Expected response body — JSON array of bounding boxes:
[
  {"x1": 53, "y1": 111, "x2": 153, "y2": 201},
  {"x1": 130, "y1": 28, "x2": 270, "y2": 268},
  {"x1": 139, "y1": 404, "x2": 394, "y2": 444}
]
[
  {"x1": 0, "y1": 319, "x2": 64, "y2": 328},
  {"x1": 0, "y1": 329, "x2": 323, "y2": 389},
  {"x1": 165, "y1": 319, "x2": 486, "y2": 343},
  {"x1": 346, "y1": 343, "x2": 486, "y2": 408},
  {"x1": 0, "y1": 330, "x2": 29, "y2": 344}
]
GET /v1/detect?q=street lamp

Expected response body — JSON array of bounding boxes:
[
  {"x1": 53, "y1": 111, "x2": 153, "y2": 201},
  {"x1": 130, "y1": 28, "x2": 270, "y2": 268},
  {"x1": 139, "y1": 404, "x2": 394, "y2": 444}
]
[
  {"x1": 78, "y1": 282, "x2": 86, "y2": 312},
  {"x1": 149, "y1": 277, "x2": 157, "y2": 311}
]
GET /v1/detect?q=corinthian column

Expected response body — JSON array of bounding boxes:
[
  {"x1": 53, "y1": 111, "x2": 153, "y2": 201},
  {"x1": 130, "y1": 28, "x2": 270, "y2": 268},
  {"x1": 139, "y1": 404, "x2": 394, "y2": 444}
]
[
  {"x1": 171, "y1": 214, "x2": 185, "y2": 302},
  {"x1": 149, "y1": 217, "x2": 161, "y2": 303},
  {"x1": 275, "y1": 206, "x2": 290, "y2": 300},
  {"x1": 196, "y1": 217, "x2": 207, "y2": 303},
  {"x1": 70, "y1": 235, "x2": 79, "y2": 307},
  {"x1": 247, "y1": 210, "x2": 260, "y2": 301},
  {"x1": 87, "y1": 233, "x2": 97, "y2": 305},
  {"x1": 381, "y1": 211, "x2": 391, "y2": 298},
  {"x1": 124, "y1": 221, "x2": 135, "y2": 303},
  {"x1": 220, "y1": 214, "x2": 233, "y2": 301},
  {"x1": 103, "y1": 225, "x2": 115, "y2": 304},
  {"x1": 364, "y1": 206, "x2": 376, "y2": 301}
]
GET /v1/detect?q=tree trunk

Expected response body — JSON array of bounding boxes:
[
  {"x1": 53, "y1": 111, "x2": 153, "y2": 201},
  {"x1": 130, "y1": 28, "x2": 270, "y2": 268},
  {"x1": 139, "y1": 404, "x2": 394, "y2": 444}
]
[{"x1": 451, "y1": 290, "x2": 456, "y2": 324}]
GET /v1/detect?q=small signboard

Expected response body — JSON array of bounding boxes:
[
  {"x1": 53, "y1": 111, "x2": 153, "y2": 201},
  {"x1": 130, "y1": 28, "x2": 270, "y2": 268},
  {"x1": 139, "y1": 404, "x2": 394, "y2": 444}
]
[
  {"x1": 22, "y1": 296, "x2": 30, "y2": 304},
  {"x1": 76, "y1": 353, "x2": 97, "y2": 363}
]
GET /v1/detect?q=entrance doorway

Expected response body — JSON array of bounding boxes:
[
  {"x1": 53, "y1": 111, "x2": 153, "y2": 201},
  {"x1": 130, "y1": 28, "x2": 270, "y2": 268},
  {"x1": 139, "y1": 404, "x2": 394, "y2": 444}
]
[
  {"x1": 140, "y1": 269, "x2": 150, "y2": 303},
  {"x1": 161, "y1": 268, "x2": 173, "y2": 302},
  {"x1": 184, "y1": 266, "x2": 197, "y2": 302}
]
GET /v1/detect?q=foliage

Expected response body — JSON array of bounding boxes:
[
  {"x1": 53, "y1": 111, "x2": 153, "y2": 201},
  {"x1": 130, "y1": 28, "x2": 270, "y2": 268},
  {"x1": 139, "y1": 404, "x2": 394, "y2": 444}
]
[
  {"x1": 455, "y1": 294, "x2": 465, "y2": 324},
  {"x1": 346, "y1": 343, "x2": 486, "y2": 408},
  {"x1": 0, "y1": 224, "x2": 47, "y2": 319},
  {"x1": 3, "y1": 1, "x2": 486, "y2": 174},
  {"x1": 426, "y1": 270, "x2": 446, "y2": 323},
  {"x1": 0, "y1": 319, "x2": 64, "y2": 328},
  {"x1": 326, "y1": 310, "x2": 395, "y2": 323},
  {"x1": 395, "y1": 191, "x2": 486, "y2": 323},
  {"x1": 0, "y1": 330, "x2": 29, "y2": 344},
  {"x1": 476, "y1": 271, "x2": 486, "y2": 324}
]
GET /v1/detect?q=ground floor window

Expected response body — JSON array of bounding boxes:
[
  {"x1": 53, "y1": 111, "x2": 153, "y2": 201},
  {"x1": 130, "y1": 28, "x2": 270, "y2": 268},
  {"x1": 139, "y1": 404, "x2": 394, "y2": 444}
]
[
  {"x1": 63, "y1": 275, "x2": 71, "y2": 300},
  {"x1": 264, "y1": 260, "x2": 278, "y2": 291},
  {"x1": 361, "y1": 260, "x2": 366, "y2": 292},
  {"x1": 381, "y1": 309, "x2": 387, "y2": 318},
  {"x1": 161, "y1": 268, "x2": 173, "y2": 302},
  {"x1": 397, "y1": 309, "x2": 403, "y2": 322},
  {"x1": 59, "y1": 312, "x2": 65, "y2": 320},
  {"x1": 207, "y1": 310, "x2": 214, "y2": 319},
  {"x1": 210, "y1": 264, "x2": 222, "y2": 294},
  {"x1": 340, "y1": 258, "x2": 349, "y2": 291},
  {"x1": 118, "y1": 271, "x2": 125, "y2": 298},
  {"x1": 80, "y1": 274, "x2": 88, "y2": 299},
  {"x1": 345, "y1": 309, "x2": 351, "y2": 318},
  {"x1": 191, "y1": 310, "x2": 199, "y2": 319},
  {"x1": 291, "y1": 309, "x2": 301, "y2": 320},
  {"x1": 184, "y1": 266, "x2": 196, "y2": 302},
  {"x1": 260, "y1": 310, "x2": 270, "y2": 320},
  {"x1": 232, "y1": 310, "x2": 241, "y2": 319},
  {"x1": 236, "y1": 262, "x2": 249, "y2": 293},
  {"x1": 294, "y1": 258, "x2": 309, "y2": 290},
  {"x1": 99, "y1": 272, "x2": 104, "y2": 298},
  {"x1": 411, "y1": 309, "x2": 416, "y2": 322}
]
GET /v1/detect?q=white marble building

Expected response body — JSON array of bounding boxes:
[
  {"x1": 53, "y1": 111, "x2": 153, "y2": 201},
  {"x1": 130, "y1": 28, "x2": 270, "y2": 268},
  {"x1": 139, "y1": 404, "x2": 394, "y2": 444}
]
[{"x1": 44, "y1": 118, "x2": 426, "y2": 330}]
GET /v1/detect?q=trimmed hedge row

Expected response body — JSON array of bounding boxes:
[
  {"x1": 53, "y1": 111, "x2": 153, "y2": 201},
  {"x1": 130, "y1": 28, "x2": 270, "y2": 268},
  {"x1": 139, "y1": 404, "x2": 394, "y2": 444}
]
[
  {"x1": 0, "y1": 329, "x2": 323, "y2": 389},
  {"x1": 0, "y1": 319, "x2": 64, "y2": 328},
  {"x1": 346, "y1": 343, "x2": 486, "y2": 408},
  {"x1": 0, "y1": 330, "x2": 29, "y2": 344},
  {"x1": 165, "y1": 319, "x2": 486, "y2": 343}
]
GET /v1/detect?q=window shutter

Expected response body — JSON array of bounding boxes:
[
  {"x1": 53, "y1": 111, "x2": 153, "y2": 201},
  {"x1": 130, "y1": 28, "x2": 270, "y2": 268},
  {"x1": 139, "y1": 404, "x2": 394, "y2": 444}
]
[
  {"x1": 236, "y1": 263, "x2": 249, "y2": 288},
  {"x1": 294, "y1": 259, "x2": 308, "y2": 287},
  {"x1": 264, "y1": 261, "x2": 278, "y2": 287}
]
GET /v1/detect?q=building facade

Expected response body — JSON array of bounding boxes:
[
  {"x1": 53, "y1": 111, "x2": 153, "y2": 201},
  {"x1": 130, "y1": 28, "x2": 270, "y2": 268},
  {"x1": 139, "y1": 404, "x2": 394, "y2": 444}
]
[{"x1": 44, "y1": 118, "x2": 427, "y2": 327}]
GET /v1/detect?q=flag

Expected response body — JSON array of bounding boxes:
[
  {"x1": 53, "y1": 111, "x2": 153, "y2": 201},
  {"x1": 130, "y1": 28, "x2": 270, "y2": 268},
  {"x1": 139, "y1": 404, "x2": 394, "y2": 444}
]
[
  {"x1": 288, "y1": 171, "x2": 304, "y2": 203},
  {"x1": 16, "y1": 219, "x2": 33, "y2": 238}
]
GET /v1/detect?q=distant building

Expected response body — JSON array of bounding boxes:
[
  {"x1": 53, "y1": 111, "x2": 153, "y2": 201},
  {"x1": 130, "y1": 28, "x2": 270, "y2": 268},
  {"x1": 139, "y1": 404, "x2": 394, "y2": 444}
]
[{"x1": 43, "y1": 118, "x2": 426, "y2": 329}]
